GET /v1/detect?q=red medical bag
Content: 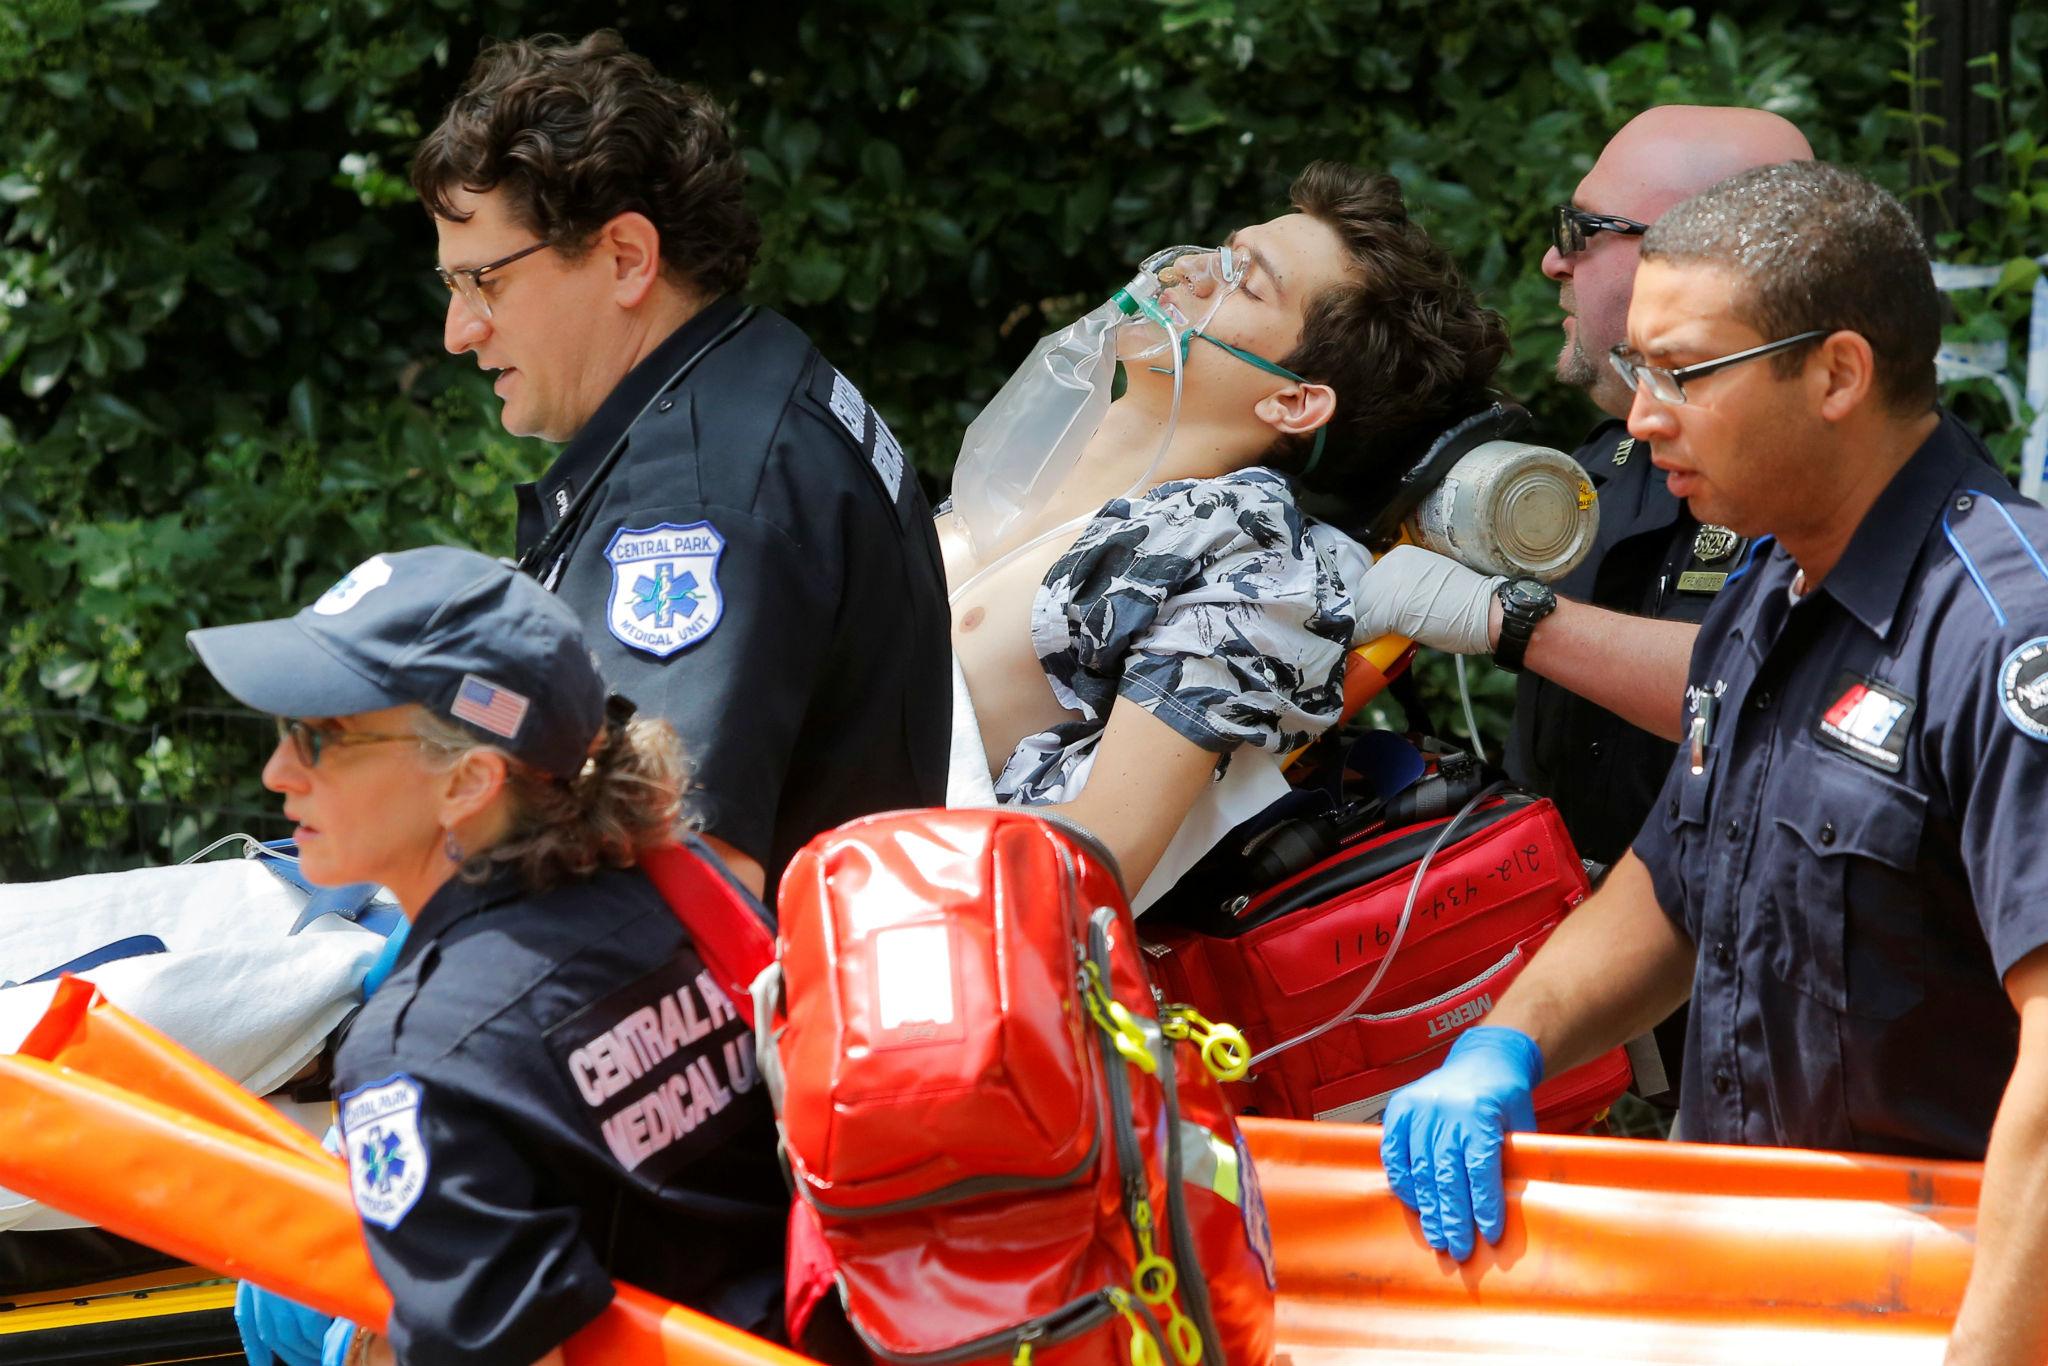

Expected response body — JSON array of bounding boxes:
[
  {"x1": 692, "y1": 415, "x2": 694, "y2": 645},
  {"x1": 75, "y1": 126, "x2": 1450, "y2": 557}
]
[
  {"x1": 767, "y1": 808, "x2": 1275, "y2": 1366},
  {"x1": 1144, "y1": 792, "x2": 1631, "y2": 1128}
]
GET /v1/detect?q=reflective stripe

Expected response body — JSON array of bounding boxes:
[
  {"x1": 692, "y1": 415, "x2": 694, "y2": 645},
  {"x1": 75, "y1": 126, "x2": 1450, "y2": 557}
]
[{"x1": 1179, "y1": 1121, "x2": 1241, "y2": 1207}]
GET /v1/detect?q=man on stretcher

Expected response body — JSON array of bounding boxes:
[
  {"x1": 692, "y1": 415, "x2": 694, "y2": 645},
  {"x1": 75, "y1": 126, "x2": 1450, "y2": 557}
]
[{"x1": 942, "y1": 162, "x2": 1508, "y2": 899}]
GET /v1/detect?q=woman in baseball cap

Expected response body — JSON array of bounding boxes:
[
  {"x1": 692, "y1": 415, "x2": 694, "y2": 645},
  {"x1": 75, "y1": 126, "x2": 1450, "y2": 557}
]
[{"x1": 192, "y1": 547, "x2": 787, "y2": 1366}]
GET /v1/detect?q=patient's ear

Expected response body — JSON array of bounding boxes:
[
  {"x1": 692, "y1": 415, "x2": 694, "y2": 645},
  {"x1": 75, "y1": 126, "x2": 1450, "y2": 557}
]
[{"x1": 1254, "y1": 382, "x2": 1336, "y2": 442}]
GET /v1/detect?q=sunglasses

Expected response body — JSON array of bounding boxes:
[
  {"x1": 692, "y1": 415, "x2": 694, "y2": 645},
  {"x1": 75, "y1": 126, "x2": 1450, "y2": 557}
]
[
  {"x1": 277, "y1": 717, "x2": 421, "y2": 768},
  {"x1": 1552, "y1": 204, "x2": 1651, "y2": 257}
]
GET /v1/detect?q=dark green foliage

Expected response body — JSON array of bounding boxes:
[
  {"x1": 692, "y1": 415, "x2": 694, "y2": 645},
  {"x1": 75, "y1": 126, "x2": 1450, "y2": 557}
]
[{"x1": 0, "y1": 0, "x2": 2037, "y2": 869}]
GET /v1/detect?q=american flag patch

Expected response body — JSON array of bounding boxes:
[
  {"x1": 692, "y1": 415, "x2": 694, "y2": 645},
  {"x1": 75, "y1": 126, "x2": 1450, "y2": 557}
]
[{"x1": 450, "y1": 674, "x2": 530, "y2": 740}]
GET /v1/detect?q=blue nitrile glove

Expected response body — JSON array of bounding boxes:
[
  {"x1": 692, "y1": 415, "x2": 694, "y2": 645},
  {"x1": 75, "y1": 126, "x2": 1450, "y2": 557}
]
[
  {"x1": 321, "y1": 1317, "x2": 359, "y2": 1366},
  {"x1": 235, "y1": 1279, "x2": 334, "y2": 1366},
  {"x1": 360, "y1": 918, "x2": 410, "y2": 1000},
  {"x1": 1379, "y1": 1025, "x2": 1543, "y2": 1262}
]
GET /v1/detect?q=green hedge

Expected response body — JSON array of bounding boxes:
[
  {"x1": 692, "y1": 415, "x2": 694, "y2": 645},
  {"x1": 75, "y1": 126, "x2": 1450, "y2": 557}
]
[{"x1": 1, "y1": 0, "x2": 2038, "y2": 868}]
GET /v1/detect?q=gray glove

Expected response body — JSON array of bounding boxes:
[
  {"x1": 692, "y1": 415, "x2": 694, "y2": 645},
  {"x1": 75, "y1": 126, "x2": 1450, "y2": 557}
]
[{"x1": 1352, "y1": 544, "x2": 1504, "y2": 655}]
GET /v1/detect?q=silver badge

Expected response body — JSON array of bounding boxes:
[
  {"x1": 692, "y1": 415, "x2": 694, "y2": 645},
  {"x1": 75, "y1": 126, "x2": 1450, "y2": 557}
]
[
  {"x1": 1612, "y1": 436, "x2": 1635, "y2": 467},
  {"x1": 1693, "y1": 525, "x2": 1739, "y2": 564}
]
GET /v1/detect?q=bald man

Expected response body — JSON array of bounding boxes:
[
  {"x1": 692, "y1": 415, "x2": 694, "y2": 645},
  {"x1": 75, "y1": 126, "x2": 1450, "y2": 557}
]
[
  {"x1": 1355, "y1": 107, "x2": 1811, "y2": 1099},
  {"x1": 1365, "y1": 107, "x2": 1812, "y2": 852}
]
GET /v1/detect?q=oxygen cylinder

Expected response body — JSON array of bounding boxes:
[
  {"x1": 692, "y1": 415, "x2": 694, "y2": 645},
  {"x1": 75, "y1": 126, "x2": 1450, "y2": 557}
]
[{"x1": 1406, "y1": 440, "x2": 1599, "y2": 581}]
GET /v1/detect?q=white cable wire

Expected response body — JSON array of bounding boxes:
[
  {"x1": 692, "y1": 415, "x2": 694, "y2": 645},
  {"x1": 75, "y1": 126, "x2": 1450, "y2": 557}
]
[
  {"x1": 179, "y1": 832, "x2": 290, "y2": 865},
  {"x1": 1454, "y1": 654, "x2": 1487, "y2": 765},
  {"x1": 1247, "y1": 780, "x2": 1505, "y2": 1067}
]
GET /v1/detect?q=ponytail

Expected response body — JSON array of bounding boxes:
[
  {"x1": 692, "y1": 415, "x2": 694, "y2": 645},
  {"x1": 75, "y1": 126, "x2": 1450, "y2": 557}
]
[{"x1": 416, "y1": 696, "x2": 689, "y2": 891}]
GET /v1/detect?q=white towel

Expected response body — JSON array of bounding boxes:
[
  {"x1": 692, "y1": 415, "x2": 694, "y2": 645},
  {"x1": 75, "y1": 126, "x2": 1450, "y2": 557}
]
[
  {"x1": 0, "y1": 860, "x2": 383, "y2": 1232},
  {"x1": 947, "y1": 661, "x2": 1287, "y2": 913},
  {"x1": 946, "y1": 657, "x2": 1000, "y2": 808}
]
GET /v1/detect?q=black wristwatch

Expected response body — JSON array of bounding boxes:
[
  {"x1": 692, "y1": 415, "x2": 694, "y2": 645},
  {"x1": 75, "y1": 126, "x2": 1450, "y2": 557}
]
[{"x1": 1493, "y1": 578, "x2": 1557, "y2": 674}]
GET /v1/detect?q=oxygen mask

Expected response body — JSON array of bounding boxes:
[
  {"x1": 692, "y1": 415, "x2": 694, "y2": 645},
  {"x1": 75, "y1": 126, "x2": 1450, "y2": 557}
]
[
  {"x1": 947, "y1": 246, "x2": 1209, "y2": 584},
  {"x1": 1117, "y1": 244, "x2": 1246, "y2": 366}
]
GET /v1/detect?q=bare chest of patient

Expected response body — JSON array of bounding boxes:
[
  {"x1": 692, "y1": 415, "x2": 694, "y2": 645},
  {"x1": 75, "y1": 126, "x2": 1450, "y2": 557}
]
[{"x1": 940, "y1": 513, "x2": 1080, "y2": 769}]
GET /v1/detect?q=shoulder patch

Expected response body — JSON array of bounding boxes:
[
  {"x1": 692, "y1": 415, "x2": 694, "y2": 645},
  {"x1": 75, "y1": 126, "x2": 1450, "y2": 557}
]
[
  {"x1": 545, "y1": 958, "x2": 760, "y2": 1185},
  {"x1": 1998, "y1": 637, "x2": 2048, "y2": 743},
  {"x1": 340, "y1": 1074, "x2": 430, "y2": 1230},
  {"x1": 602, "y1": 521, "x2": 725, "y2": 658}
]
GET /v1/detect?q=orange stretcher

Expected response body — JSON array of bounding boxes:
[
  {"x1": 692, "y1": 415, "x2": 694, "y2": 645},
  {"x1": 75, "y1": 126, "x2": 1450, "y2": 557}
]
[{"x1": 0, "y1": 982, "x2": 1979, "y2": 1364}]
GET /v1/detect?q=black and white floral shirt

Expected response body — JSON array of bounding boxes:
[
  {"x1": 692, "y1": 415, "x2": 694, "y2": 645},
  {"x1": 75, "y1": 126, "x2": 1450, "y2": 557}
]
[{"x1": 993, "y1": 468, "x2": 1370, "y2": 804}]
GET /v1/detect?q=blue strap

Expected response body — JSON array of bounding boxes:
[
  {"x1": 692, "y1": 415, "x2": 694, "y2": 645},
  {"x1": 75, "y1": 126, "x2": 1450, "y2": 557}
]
[
  {"x1": 1722, "y1": 534, "x2": 1774, "y2": 588},
  {"x1": 2, "y1": 935, "x2": 169, "y2": 989}
]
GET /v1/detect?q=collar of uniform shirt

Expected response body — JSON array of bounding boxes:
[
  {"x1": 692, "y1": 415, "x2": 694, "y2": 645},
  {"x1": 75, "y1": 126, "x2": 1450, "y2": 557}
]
[
  {"x1": 1585, "y1": 417, "x2": 1681, "y2": 535},
  {"x1": 1811, "y1": 410, "x2": 1977, "y2": 640},
  {"x1": 402, "y1": 860, "x2": 529, "y2": 954},
  {"x1": 531, "y1": 293, "x2": 750, "y2": 529}
]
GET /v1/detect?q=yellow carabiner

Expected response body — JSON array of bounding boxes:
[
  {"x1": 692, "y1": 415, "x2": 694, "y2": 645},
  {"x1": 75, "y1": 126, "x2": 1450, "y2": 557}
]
[{"x1": 1163, "y1": 1006, "x2": 1251, "y2": 1083}]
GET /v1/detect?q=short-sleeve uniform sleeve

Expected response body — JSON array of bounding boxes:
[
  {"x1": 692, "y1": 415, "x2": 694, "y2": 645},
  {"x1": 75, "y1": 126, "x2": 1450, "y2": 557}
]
[
  {"x1": 1631, "y1": 740, "x2": 1701, "y2": 937},
  {"x1": 338, "y1": 1069, "x2": 613, "y2": 1366},
  {"x1": 558, "y1": 501, "x2": 839, "y2": 865},
  {"x1": 1032, "y1": 471, "x2": 1366, "y2": 756},
  {"x1": 1949, "y1": 631, "x2": 2048, "y2": 976}
]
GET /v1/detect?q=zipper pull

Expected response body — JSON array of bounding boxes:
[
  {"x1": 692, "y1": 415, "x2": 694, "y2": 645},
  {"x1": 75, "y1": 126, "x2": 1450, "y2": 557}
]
[
  {"x1": 1012, "y1": 1327, "x2": 1041, "y2": 1366},
  {"x1": 1106, "y1": 1288, "x2": 1165, "y2": 1366}
]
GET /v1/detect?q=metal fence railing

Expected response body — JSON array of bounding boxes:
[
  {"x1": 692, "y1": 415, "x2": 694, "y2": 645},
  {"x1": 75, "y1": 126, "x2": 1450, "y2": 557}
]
[{"x1": 0, "y1": 708, "x2": 290, "y2": 881}]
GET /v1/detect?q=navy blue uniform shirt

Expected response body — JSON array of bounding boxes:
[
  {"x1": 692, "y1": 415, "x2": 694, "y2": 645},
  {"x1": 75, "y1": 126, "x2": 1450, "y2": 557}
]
[
  {"x1": 1508, "y1": 419, "x2": 1748, "y2": 867},
  {"x1": 333, "y1": 857, "x2": 785, "y2": 1366},
  {"x1": 1633, "y1": 413, "x2": 2048, "y2": 1156},
  {"x1": 516, "y1": 298, "x2": 952, "y2": 894}
]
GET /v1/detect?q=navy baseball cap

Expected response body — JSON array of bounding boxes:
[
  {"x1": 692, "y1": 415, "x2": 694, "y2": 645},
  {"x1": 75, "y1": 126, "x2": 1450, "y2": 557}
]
[{"x1": 187, "y1": 547, "x2": 606, "y2": 779}]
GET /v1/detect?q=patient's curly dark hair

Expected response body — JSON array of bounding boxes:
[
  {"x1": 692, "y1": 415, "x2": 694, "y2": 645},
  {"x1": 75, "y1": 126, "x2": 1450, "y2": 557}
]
[
  {"x1": 412, "y1": 30, "x2": 759, "y2": 297},
  {"x1": 1270, "y1": 163, "x2": 1509, "y2": 518}
]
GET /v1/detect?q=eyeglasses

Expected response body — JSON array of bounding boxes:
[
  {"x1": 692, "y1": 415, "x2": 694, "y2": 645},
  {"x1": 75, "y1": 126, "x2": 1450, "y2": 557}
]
[
  {"x1": 1552, "y1": 204, "x2": 1651, "y2": 258},
  {"x1": 435, "y1": 241, "x2": 548, "y2": 322},
  {"x1": 277, "y1": 717, "x2": 422, "y2": 768},
  {"x1": 1608, "y1": 330, "x2": 1832, "y2": 405}
]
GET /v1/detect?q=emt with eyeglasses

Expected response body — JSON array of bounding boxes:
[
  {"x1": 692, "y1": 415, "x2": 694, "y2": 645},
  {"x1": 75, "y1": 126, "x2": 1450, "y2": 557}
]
[
  {"x1": 419, "y1": 31, "x2": 950, "y2": 907},
  {"x1": 1381, "y1": 161, "x2": 2048, "y2": 1366},
  {"x1": 197, "y1": 547, "x2": 785, "y2": 1366}
]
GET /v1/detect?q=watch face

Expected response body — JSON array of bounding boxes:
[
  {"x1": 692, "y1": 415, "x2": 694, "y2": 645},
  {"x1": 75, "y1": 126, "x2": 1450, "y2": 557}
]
[{"x1": 1504, "y1": 579, "x2": 1553, "y2": 610}]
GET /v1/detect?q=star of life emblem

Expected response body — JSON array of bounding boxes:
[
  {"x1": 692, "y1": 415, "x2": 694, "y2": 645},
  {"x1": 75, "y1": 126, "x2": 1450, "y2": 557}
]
[
  {"x1": 340, "y1": 1074, "x2": 430, "y2": 1230},
  {"x1": 602, "y1": 521, "x2": 725, "y2": 658}
]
